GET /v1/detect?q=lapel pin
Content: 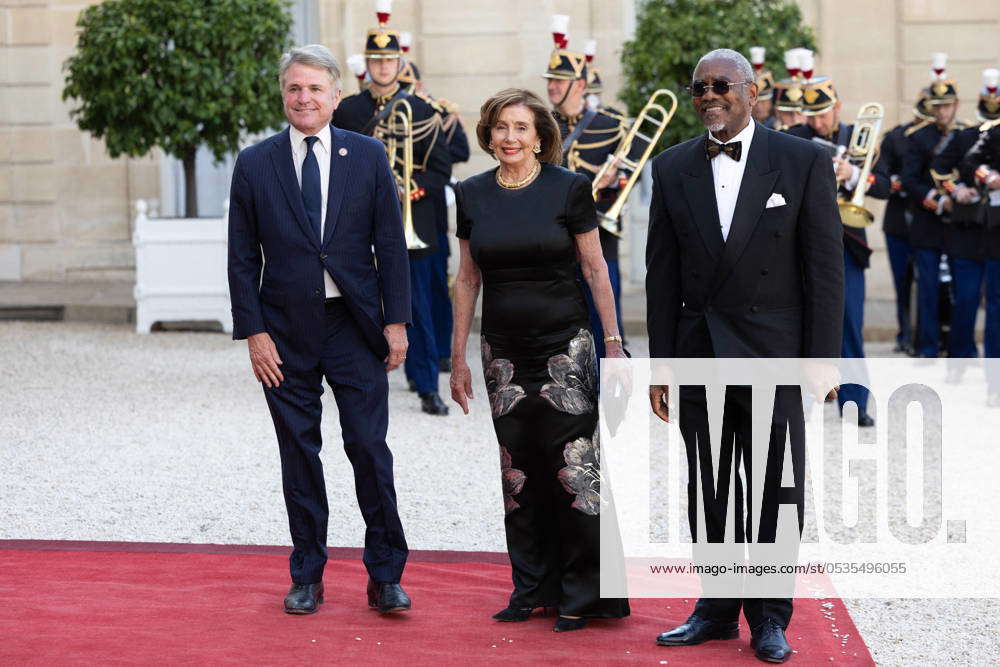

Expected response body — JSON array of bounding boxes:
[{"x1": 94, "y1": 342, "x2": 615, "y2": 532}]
[{"x1": 338, "y1": 147, "x2": 348, "y2": 156}]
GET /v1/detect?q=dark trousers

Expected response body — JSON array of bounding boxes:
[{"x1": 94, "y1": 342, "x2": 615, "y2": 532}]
[
  {"x1": 430, "y1": 231, "x2": 453, "y2": 360},
  {"x1": 985, "y1": 261, "x2": 1000, "y2": 392},
  {"x1": 263, "y1": 299, "x2": 408, "y2": 584},
  {"x1": 404, "y1": 254, "x2": 439, "y2": 395},
  {"x1": 838, "y1": 248, "x2": 869, "y2": 414},
  {"x1": 678, "y1": 385, "x2": 805, "y2": 630},
  {"x1": 915, "y1": 248, "x2": 943, "y2": 357},
  {"x1": 947, "y1": 257, "x2": 984, "y2": 359},
  {"x1": 885, "y1": 232, "x2": 914, "y2": 348},
  {"x1": 580, "y1": 260, "x2": 624, "y2": 359}
]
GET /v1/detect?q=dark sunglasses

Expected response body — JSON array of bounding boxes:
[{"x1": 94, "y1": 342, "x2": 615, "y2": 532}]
[{"x1": 686, "y1": 80, "x2": 751, "y2": 97}]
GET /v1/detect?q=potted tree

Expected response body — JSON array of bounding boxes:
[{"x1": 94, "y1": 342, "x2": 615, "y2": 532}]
[{"x1": 62, "y1": 0, "x2": 292, "y2": 332}]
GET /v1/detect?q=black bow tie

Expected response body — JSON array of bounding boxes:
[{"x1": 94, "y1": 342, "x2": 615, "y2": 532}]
[{"x1": 705, "y1": 138, "x2": 742, "y2": 162}]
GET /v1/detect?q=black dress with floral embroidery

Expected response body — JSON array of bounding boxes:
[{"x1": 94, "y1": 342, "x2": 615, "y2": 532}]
[{"x1": 455, "y1": 164, "x2": 629, "y2": 620}]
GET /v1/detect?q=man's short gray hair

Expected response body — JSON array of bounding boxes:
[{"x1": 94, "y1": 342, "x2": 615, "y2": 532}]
[
  {"x1": 279, "y1": 44, "x2": 342, "y2": 90},
  {"x1": 694, "y1": 48, "x2": 755, "y2": 83}
]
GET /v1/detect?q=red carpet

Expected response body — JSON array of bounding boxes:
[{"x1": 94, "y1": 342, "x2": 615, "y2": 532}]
[{"x1": 0, "y1": 541, "x2": 872, "y2": 665}]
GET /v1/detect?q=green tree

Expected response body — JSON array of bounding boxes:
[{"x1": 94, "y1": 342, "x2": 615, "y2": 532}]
[
  {"x1": 62, "y1": 0, "x2": 293, "y2": 217},
  {"x1": 621, "y1": 0, "x2": 816, "y2": 149}
]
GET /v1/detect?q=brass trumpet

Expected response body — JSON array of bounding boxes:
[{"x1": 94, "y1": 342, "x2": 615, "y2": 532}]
[
  {"x1": 591, "y1": 89, "x2": 678, "y2": 237},
  {"x1": 838, "y1": 102, "x2": 884, "y2": 228},
  {"x1": 385, "y1": 98, "x2": 428, "y2": 250}
]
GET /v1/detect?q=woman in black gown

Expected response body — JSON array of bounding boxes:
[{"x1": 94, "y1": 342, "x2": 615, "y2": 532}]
[{"x1": 449, "y1": 89, "x2": 629, "y2": 632}]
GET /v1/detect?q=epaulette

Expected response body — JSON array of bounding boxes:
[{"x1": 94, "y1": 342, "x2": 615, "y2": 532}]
[
  {"x1": 980, "y1": 117, "x2": 1000, "y2": 132},
  {"x1": 414, "y1": 90, "x2": 449, "y2": 115},
  {"x1": 904, "y1": 120, "x2": 931, "y2": 137}
]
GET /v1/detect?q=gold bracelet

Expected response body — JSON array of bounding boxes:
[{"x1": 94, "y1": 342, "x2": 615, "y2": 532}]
[{"x1": 603, "y1": 335, "x2": 623, "y2": 344}]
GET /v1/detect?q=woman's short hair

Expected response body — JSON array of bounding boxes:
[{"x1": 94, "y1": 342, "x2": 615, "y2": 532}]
[
  {"x1": 476, "y1": 88, "x2": 563, "y2": 165},
  {"x1": 279, "y1": 44, "x2": 342, "y2": 90}
]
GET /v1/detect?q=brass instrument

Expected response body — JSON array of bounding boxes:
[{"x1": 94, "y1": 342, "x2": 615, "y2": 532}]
[
  {"x1": 385, "y1": 98, "x2": 428, "y2": 250},
  {"x1": 838, "y1": 102, "x2": 884, "y2": 228},
  {"x1": 591, "y1": 89, "x2": 678, "y2": 237}
]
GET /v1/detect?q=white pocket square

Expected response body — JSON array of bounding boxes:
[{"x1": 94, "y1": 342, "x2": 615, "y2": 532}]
[{"x1": 765, "y1": 193, "x2": 787, "y2": 208}]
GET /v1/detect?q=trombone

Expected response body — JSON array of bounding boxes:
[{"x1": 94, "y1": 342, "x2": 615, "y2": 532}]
[
  {"x1": 838, "y1": 102, "x2": 884, "y2": 228},
  {"x1": 385, "y1": 98, "x2": 429, "y2": 250},
  {"x1": 591, "y1": 89, "x2": 678, "y2": 237}
]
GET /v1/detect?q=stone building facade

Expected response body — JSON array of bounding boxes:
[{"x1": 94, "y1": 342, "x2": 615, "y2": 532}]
[{"x1": 1, "y1": 0, "x2": 998, "y2": 310}]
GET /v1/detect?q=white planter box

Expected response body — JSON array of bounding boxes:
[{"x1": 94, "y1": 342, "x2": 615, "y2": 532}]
[{"x1": 132, "y1": 199, "x2": 232, "y2": 334}]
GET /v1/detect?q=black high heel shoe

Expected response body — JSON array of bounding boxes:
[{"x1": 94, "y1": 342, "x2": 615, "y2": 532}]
[
  {"x1": 553, "y1": 616, "x2": 587, "y2": 632},
  {"x1": 492, "y1": 605, "x2": 534, "y2": 622}
]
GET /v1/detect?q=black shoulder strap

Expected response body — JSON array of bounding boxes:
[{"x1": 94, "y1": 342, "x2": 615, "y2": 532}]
[
  {"x1": 561, "y1": 108, "x2": 599, "y2": 158},
  {"x1": 361, "y1": 88, "x2": 411, "y2": 136}
]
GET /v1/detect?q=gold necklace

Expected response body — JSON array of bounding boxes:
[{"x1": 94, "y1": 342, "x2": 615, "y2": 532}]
[{"x1": 496, "y1": 161, "x2": 540, "y2": 189}]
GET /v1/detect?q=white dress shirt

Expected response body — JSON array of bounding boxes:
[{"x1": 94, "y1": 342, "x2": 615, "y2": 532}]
[
  {"x1": 289, "y1": 124, "x2": 340, "y2": 298},
  {"x1": 708, "y1": 119, "x2": 755, "y2": 242}
]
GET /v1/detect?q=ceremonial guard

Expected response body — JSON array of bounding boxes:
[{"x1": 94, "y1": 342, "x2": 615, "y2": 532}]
[
  {"x1": 332, "y1": 4, "x2": 451, "y2": 415},
  {"x1": 346, "y1": 53, "x2": 368, "y2": 92},
  {"x1": 396, "y1": 32, "x2": 422, "y2": 94},
  {"x1": 771, "y1": 48, "x2": 810, "y2": 131},
  {"x1": 878, "y1": 90, "x2": 935, "y2": 354},
  {"x1": 582, "y1": 39, "x2": 623, "y2": 119},
  {"x1": 961, "y1": 69, "x2": 1000, "y2": 404},
  {"x1": 544, "y1": 16, "x2": 629, "y2": 358},
  {"x1": 927, "y1": 69, "x2": 1000, "y2": 381},
  {"x1": 749, "y1": 46, "x2": 777, "y2": 129},
  {"x1": 785, "y1": 74, "x2": 891, "y2": 426},
  {"x1": 396, "y1": 43, "x2": 470, "y2": 372},
  {"x1": 901, "y1": 53, "x2": 969, "y2": 360}
]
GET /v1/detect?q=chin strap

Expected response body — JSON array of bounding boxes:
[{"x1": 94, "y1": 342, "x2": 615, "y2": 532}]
[{"x1": 557, "y1": 79, "x2": 583, "y2": 115}]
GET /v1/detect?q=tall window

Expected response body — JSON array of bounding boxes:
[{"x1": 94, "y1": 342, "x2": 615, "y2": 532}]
[{"x1": 158, "y1": 0, "x2": 318, "y2": 217}]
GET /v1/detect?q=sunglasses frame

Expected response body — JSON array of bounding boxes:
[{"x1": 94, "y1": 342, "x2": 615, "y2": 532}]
[{"x1": 686, "y1": 80, "x2": 752, "y2": 97}]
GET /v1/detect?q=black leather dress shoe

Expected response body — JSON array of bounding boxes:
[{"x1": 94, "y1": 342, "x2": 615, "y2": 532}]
[
  {"x1": 419, "y1": 392, "x2": 449, "y2": 415},
  {"x1": 858, "y1": 412, "x2": 875, "y2": 427},
  {"x1": 553, "y1": 616, "x2": 587, "y2": 632},
  {"x1": 656, "y1": 614, "x2": 738, "y2": 646},
  {"x1": 367, "y1": 579, "x2": 411, "y2": 613},
  {"x1": 284, "y1": 582, "x2": 323, "y2": 614},
  {"x1": 751, "y1": 618, "x2": 793, "y2": 663},
  {"x1": 492, "y1": 605, "x2": 534, "y2": 622}
]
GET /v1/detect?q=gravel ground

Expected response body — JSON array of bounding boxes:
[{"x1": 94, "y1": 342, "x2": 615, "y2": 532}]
[{"x1": 1, "y1": 321, "x2": 997, "y2": 664}]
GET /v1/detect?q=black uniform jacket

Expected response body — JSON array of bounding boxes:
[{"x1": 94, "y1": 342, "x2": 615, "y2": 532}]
[
  {"x1": 785, "y1": 122, "x2": 891, "y2": 268},
  {"x1": 334, "y1": 88, "x2": 452, "y2": 259}
]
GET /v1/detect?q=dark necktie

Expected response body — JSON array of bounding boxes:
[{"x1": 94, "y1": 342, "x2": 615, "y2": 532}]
[
  {"x1": 301, "y1": 136, "x2": 322, "y2": 244},
  {"x1": 705, "y1": 137, "x2": 742, "y2": 162}
]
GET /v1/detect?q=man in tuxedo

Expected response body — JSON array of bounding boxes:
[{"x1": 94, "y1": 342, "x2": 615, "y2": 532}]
[
  {"x1": 646, "y1": 49, "x2": 843, "y2": 663},
  {"x1": 228, "y1": 44, "x2": 412, "y2": 616}
]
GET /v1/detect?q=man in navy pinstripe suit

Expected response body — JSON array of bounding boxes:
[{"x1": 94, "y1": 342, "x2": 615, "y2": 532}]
[{"x1": 228, "y1": 45, "x2": 412, "y2": 616}]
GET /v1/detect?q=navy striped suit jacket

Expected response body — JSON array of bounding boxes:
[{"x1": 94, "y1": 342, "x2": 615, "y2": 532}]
[{"x1": 228, "y1": 125, "x2": 410, "y2": 365}]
